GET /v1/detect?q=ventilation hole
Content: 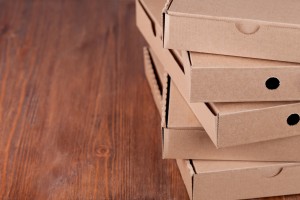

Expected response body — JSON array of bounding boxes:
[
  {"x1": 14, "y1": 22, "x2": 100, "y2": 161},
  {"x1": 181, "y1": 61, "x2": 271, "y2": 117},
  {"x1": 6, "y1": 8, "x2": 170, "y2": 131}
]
[
  {"x1": 287, "y1": 114, "x2": 300, "y2": 126},
  {"x1": 265, "y1": 77, "x2": 280, "y2": 90}
]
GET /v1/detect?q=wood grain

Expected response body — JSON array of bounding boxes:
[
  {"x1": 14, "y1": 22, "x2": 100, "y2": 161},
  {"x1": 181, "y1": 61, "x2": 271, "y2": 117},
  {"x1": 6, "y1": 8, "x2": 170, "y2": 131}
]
[{"x1": 0, "y1": 0, "x2": 298, "y2": 199}]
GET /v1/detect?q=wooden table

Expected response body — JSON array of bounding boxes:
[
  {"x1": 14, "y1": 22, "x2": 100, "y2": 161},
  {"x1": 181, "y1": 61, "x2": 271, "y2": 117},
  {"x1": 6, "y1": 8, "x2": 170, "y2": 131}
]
[{"x1": 0, "y1": 0, "x2": 298, "y2": 199}]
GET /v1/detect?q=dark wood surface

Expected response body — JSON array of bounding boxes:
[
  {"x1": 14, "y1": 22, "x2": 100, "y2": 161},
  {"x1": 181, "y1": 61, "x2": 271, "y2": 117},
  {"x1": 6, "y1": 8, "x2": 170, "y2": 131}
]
[{"x1": 0, "y1": 0, "x2": 299, "y2": 199}]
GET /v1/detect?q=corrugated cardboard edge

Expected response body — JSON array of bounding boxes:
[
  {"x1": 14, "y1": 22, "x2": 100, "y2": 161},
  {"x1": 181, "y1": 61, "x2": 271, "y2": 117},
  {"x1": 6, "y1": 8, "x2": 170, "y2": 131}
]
[
  {"x1": 176, "y1": 159, "x2": 195, "y2": 200},
  {"x1": 144, "y1": 47, "x2": 170, "y2": 157},
  {"x1": 161, "y1": 76, "x2": 170, "y2": 128},
  {"x1": 143, "y1": 47, "x2": 163, "y2": 116},
  {"x1": 149, "y1": 48, "x2": 165, "y2": 83},
  {"x1": 161, "y1": 74, "x2": 170, "y2": 158}
]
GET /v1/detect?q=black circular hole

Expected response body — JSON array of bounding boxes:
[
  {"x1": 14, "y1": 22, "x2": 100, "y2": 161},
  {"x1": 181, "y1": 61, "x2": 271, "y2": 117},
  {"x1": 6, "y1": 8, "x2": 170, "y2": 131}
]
[
  {"x1": 265, "y1": 77, "x2": 280, "y2": 90},
  {"x1": 287, "y1": 114, "x2": 300, "y2": 126}
]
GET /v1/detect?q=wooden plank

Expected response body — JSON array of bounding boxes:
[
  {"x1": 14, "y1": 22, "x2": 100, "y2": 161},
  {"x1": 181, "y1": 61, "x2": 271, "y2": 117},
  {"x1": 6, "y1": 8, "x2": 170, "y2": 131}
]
[{"x1": 0, "y1": 0, "x2": 187, "y2": 199}]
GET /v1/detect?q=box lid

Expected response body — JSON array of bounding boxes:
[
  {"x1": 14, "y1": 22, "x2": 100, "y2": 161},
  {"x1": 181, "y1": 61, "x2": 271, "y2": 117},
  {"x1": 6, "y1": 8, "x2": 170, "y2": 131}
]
[
  {"x1": 191, "y1": 159, "x2": 300, "y2": 199},
  {"x1": 178, "y1": 159, "x2": 300, "y2": 200},
  {"x1": 168, "y1": 0, "x2": 300, "y2": 26},
  {"x1": 163, "y1": 0, "x2": 300, "y2": 62}
]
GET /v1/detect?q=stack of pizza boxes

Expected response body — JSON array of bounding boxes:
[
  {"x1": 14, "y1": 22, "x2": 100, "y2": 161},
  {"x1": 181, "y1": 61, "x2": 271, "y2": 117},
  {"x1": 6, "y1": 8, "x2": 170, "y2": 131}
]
[{"x1": 136, "y1": 0, "x2": 300, "y2": 199}]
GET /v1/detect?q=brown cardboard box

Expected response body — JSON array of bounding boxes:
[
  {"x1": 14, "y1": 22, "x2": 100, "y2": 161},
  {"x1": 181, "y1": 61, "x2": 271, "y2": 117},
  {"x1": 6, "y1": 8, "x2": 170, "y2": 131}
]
[
  {"x1": 137, "y1": 0, "x2": 300, "y2": 103},
  {"x1": 146, "y1": 45, "x2": 300, "y2": 148},
  {"x1": 163, "y1": 0, "x2": 300, "y2": 63},
  {"x1": 144, "y1": 46, "x2": 300, "y2": 162},
  {"x1": 177, "y1": 159, "x2": 300, "y2": 200},
  {"x1": 182, "y1": 51, "x2": 300, "y2": 102},
  {"x1": 137, "y1": 0, "x2": 300, "y2": 148}
]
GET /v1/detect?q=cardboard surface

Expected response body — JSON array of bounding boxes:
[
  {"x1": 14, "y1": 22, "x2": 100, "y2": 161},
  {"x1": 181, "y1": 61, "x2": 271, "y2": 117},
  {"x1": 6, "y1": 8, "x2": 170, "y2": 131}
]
[
  {"x1": 177, "y1": 159, "x2": 300, "y2": 200},
  {"x1": 137, "y1": 0, "x2": 300, "y2": 102},
  {"x1": 185, "y1": 51, "x2": 300, "y2": 102},
  {"x1": 144, "y1": 46, "x2": 300, "y2": 162},
  {"x1": 163, "y1": 0, "x2": 300, "y2": 63}
]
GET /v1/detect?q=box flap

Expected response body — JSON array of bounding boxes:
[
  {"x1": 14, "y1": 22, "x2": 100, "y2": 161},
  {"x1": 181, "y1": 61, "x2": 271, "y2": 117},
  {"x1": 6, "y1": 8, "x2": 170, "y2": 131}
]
[{"x1": 167, "y1": 0, "x2": 300, "y2": 27}]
